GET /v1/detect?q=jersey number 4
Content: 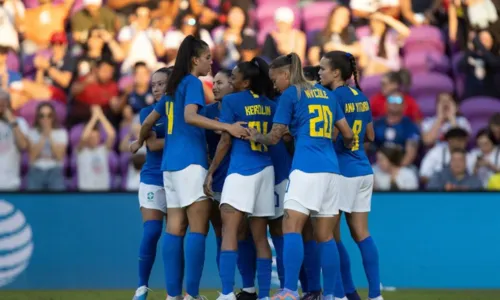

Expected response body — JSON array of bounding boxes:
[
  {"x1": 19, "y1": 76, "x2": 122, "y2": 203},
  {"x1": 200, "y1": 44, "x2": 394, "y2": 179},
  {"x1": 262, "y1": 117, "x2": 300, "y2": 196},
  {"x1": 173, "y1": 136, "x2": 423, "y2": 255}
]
[
  {"x1": 309, "y1": 105, "x2": 333, "y2": 138},
  {"x1": 165, "y1": 101, "x2": 174, "y2": 135},
  {"x1": 248, "y1": 121, "x2": 269, "y2": 152},
  {"x1": 352, "y1": 119, "x2": 362, "y2": 151}
]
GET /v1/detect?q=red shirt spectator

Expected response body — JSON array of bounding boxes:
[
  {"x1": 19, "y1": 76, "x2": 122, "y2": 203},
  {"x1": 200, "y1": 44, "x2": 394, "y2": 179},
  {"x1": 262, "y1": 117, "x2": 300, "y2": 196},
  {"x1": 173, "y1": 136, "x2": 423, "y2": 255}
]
[
  {"x1": 75, "y1": 76, "x2": 118, "y2": 106},
  {"x1": 370, "y1": 92, "x2": 422, "y2": 122}
]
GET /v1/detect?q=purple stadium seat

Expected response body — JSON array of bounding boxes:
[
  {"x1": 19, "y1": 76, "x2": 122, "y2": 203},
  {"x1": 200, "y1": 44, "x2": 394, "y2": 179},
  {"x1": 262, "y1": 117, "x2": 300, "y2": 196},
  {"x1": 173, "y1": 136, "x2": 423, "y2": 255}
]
[
  {"x1": 404, "y1": 26, "x2": 445, "y2": 54},
  {"x1": 416, "y1": 95, "x2": 437, "y2": 117},
  {"x1": 302, "y1": 1, "x2": 337, "y2": 34},
  {"x1": 7, "y1": 51, "x2": 19, "y2": 72},
  {"x1": 359, "y1": 75, "x2": 383, "y2": 100},
  {"x1": 460, "y1": 97, "x2": 500, "y2": 120},
  {"x1": 69, "y1": 123, "x2": 109, "y2": 149},
  {"x1": 23, "y1": 0, "x2": 38, "y2": 8},
  {"x1": 18, "y1": 100, "x2": 67, "y2": 126},
  {"x1": 404, "y1": 52, "x2": 450, "y2": 74},
  {"x1": 118, "y1": 75, "x2": 133, "y2": 91},
  {"x1": 255, "y1": 4, "x2": 300, "y2": 44},
  {"x1": 409, "y1": 73, "x2": 454, "y2": 99},
  {"x1": 256, "y1": 0, "x2": 299, "y2": 5}
]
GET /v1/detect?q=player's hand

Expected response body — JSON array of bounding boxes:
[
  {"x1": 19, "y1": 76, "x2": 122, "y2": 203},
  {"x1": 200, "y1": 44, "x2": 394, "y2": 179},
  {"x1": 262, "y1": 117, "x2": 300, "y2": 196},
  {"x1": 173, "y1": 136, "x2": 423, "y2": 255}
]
[
  {"x1": 203, "y1": 173, "x2": 214, "y2": 198},
  {"x1": 129, "y1": 140, "x2": 142, "y2": 154},
  {"x1": 226, "y1": 121, "x2": 248, "y2": 139},
  {"x1": 246, "y1": 127, "x2": 260, "y2": 142}
]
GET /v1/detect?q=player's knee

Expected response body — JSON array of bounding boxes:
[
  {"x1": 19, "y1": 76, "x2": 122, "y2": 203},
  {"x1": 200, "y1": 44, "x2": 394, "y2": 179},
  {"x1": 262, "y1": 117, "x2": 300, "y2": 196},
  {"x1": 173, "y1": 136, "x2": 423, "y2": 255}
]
[
  {"x1": 314, "y1": 227, "x2": 334, "y2": 243},
  {"x1": 282, "y1": 209, "x2": 308, "y2": 234},
  {"x1": 350, "y1": 228, "x2": 370, "y2": 243}
]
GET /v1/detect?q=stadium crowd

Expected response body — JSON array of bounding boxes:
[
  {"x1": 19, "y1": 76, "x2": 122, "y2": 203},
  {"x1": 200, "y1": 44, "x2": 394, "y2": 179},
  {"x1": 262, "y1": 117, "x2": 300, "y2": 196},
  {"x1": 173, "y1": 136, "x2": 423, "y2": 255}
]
[{"x1": 0, "y1": 0, "x2": 499, "y2": 192}]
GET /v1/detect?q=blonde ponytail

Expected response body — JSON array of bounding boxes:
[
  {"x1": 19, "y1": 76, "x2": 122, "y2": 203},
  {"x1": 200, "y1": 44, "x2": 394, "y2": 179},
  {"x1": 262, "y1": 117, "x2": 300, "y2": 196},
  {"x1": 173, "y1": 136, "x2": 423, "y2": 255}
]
[{"x1": 270, "y1": 52, "x2": 314, "y2": 98}]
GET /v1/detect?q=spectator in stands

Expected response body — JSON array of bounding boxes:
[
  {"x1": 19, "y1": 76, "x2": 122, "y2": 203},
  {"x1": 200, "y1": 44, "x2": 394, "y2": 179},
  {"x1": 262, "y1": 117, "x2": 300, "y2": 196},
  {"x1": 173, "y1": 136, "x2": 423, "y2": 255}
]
[
  {"x1": 0, "y1": 45, "x2": 22, "y2": 91},
  {"x1": 118, "y1": 6, "x2": 163, "y2": 74},
  {"x1": 213, "y1": 6, "x2": 258, "y2": 69},
  {"x1": 400, "y1": 0, "x2": 442, "y2": 26},
  {"x1": 77, "y1": 26, "x2": 124, "y2": 77},
  {"x1": 358, "y1": 12, "x2": 410, "y2": 76},
  {"x1": 370, "y1": 70, "x2": 422, "y2": 122},
  {"x1": 0, "y1": 89, "x2": 28, "y2": 190},
  {"x1": 0, "y1": 0, "x2": 24, "y2": 51},
  {"x1": 26, "y1": 102, "x2": 67, "y2": 191},
  {"x1": 261, "y1": 7, "x2": 306, "y2": 62},
  {"x1": 122, "y1": 62, "x2": 153, "y2": 125},
  {"x1": 420, "y1": 127, "x2": 469, "y2": 183},
  {"x1": 19, "y1": 32, "x2": 74, "y2": 107},
  {"x1": 76, "y1": 105, "x2": 116, "y2": 191},
  {"x1": 459, "y1": 30, "x2": 500, "y2": 99},
  {"x1": 71, "y1": 0, "x2": 118, "y2": 45},
  {"x1": 107, "y1": 0, "x2": 175, "y2": 23},
  {"x1": 22, "y1": 0, "x2": 74, "y2": 54},
  {"x1": 468, "y1": 129, "x2": 500, "y2": 187},
  {"x1": 350, "y1": 0, "x2": 401, "y2": 19},
  {"x1": 308, "y1": 5, "x2": 361, "y2": 66},
  {"x1": 69, "y1": 59, "x2": 119, "y2": 127},
  {"x1": 164, "y1": 13, "x2": 214, "y2": 65},
  {"x1": 427, "y1": 148, "x2": 483, "y2": 190},
  {"x1": 373, "y1": 145, "x2": 419, "y2": 190},
  {"x1": 119, "y1": 123, "x2": 144, "y2": 191},
  {"x1": 373, "y1": 92, "x2": 420, "y2": 167},
  {"x1": 488, "y1": 113, "x2": 500, "y2": 144},
  {"x1": 421, "y1": 92, "x2": 471, "y2": 147}
]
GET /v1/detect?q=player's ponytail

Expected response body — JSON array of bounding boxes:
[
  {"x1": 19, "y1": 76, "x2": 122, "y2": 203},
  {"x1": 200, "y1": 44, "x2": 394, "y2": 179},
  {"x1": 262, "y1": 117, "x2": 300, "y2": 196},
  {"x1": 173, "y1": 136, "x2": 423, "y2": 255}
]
[
  {"x1": 323, "y1": 50, "x2": 362, "y2": 91},
  {"x1": 270, "y1": 52, "x2": 313, "y2": 97},
  {"x1": 236, "y1": 57, "x2": 275, "y2": 99},
  {"x1": 166, "y1": 35, "x2": 208, "y2": 95}
]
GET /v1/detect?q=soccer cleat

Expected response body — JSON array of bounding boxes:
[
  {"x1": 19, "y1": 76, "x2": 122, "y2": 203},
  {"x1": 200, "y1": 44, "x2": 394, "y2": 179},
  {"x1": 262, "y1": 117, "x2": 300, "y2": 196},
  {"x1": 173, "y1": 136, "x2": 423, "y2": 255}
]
[
  {"x1": 166, "y1": 296, "x2": 183, "y2": 300},
  {"x1": 216, "y1": 292, "x2": 237, "y2": 300},
  {"x1": 300, "y1": 291, "x2": 322, "y2": 300},
  {"x1": 368, "y1": 297, "x2": 384, "y2": 300},
  {"x1": 183, "y1": 294, "x2": 208, "y2": 300},
  {"x1": 133, "y1": 286, "x2": 151, "y2": 300},
  {"x1": 236, "y1": 289, "x2": 258, "y2": 300},
  {"x1": 271, "y1": 288, "x2": 300, "y2": 300}
]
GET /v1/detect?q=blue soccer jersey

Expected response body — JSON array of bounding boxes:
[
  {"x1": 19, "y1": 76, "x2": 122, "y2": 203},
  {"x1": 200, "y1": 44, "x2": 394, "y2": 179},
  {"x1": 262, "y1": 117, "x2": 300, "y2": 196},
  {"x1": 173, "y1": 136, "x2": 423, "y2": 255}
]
[
  {"x1": 139, "y1": 105, "x2": 166, "y2": 186},
  {"x1": 270, "y1": 141, "x2": 292, "y2": 184},
  {"x1": 220, "y1": 90, "x2": 275, "y2": 176},
  {"x1": 333, "y1": 86, "x2": 373, "y2": 177},
  {"x1": 154, "y1": 74, "x2": 208, "y2": 171},
  {"x1": 205, "y1": 102, "x2": 230, "y2": 193},
  {"x1": 273, "y1": 83, "x2": 344, "y2": 174}
]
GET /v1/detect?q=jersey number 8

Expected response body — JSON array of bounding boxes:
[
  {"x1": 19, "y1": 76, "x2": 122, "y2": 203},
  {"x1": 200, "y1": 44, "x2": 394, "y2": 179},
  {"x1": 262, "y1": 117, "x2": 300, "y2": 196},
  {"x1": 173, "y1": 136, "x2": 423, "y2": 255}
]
[
  {"x1": 309, "y1": 105, "x2": 333, "y2": 138},
  {"x1": 165, "y1": 101, "x2": 174, "y2": 135},
  {"x1": 352, "y1": 119, "x2": 362, "y2": 151},
  {"x1": 248, "y1": 121, "x2": 269, "y2": 152}
]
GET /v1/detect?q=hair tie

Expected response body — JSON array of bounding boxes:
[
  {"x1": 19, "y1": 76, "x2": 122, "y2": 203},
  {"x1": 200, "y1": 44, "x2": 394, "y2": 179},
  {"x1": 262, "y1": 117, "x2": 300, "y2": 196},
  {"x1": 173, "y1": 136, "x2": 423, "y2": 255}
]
[{"x1": 345, "y1": 52, "x2": 353, "y2": 58}]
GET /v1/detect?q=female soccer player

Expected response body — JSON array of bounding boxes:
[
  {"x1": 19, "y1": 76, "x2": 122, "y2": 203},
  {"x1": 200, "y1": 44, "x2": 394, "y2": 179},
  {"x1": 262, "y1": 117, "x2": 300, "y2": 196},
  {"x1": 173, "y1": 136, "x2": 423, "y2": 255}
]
[
  {"x1": 203, "y1": 57, "x2": 276, "y2": 300},
  {"x1": 248, "y1": 52, "x2": 354, "y2": 300},
  {"x1": 131, "y1": 35, "x2": 249, "y2": 300},
  {"x1": 319, "y1": 51, "x2": 382, "y2": 300},
  {"x1": 133, "y1": 67, "x2": 172, "y2": 300}
]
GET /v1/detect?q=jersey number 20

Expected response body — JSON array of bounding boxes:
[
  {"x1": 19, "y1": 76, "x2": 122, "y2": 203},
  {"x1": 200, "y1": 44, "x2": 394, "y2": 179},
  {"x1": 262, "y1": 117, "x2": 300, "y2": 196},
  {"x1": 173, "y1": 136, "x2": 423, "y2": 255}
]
[
  {"x1": 165, "y1": 101, "x2": 174, "y2": 135},
  {"x1": 248, "y1": 121, "x2": 269, "y2": 152},
  {"x1": 309, "y1": 105, "x2": 333, "y2": 138}
]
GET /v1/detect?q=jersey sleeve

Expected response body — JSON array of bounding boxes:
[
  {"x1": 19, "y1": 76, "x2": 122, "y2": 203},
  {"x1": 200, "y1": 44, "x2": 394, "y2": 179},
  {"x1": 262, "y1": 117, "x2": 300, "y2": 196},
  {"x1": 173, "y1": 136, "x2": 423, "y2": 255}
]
[
  {"x1": 366, "y1": 100, "x2": 373, "y2": 123},
  {"x1": 334, "y1": 100, "x2": 345, "y2": 123},
  {"x1": 185, "y1": 76, "x2": 205, "y2": 108},
  {"x1": 219, "y1": 96, "x2": 235, "y2": 124},
  {"x1": 273, "y1": 88, "x2": 295, "y2": 125},
  {"x1": 154, "y1": 96, "x2": 168, "y2": 117}
]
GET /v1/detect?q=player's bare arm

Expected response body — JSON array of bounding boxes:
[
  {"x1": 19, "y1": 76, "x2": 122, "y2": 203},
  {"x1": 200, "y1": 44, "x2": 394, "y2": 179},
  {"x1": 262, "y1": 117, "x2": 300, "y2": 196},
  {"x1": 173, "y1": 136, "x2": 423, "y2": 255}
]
[
  {"x1": 204, "y1": 132, "x2": 232, "y2": 197},
  {"x1": 335, "y1": 118, "x2": 354, "y2": 148},
  {"x1": 130, "y1": 111, "x2": 158, "y2": 153},
  {"x1": 248, "y1": 123, "x2": 288, "y2": 146}
]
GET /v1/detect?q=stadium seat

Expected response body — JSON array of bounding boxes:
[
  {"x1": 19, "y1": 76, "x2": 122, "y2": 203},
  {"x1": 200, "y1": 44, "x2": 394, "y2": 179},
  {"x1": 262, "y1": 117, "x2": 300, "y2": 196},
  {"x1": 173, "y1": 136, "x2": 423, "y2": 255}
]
[
  {"x1": 301, "y1": 1, "x2": 337, "y2": 34},
  {"x1": 404, "y1": 52, "x2": 450, "y2": 74},
  {"x1": 409, "y1": 73, "x2": 454, "y2": 99},
  {"x1": 404, "y1": 26, "x2": 445, "y2": 55},
  {"x1": 460, "y1": 97, "x2": 500, "y2": 120},
  {"x1": 18, "y1": 100, "x2": 67, "y2": 126},
  {"x1": 415, "y1": 95, "x2": 437, "y2": 118},
  {"x1": 359, "y1": 75, "x2": 383, "y2": 99}
]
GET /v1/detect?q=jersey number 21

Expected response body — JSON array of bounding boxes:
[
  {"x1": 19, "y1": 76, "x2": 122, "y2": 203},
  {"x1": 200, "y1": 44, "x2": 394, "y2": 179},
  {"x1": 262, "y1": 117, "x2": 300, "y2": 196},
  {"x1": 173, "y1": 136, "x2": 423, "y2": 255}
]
[{"x1": 249, "y1": 121, "x2": 269, "y2": 152}]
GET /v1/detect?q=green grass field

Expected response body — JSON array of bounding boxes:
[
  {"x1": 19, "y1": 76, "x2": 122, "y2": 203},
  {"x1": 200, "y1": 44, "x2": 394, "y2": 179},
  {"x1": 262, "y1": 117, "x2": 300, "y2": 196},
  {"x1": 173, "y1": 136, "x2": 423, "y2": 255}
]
[{"x1": 2, "y1": 290, "x2": 500, "y2": 300}]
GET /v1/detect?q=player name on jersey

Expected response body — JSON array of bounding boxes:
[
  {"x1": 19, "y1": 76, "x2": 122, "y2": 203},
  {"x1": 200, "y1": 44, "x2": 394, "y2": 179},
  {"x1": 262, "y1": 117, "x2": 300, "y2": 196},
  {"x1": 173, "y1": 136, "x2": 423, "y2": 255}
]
[
  {"x1": 345, "y1": 101, "x2": 370, "y2": 114},
  {"x1": 244, "y1": 104, "x2": 272, "y2": 116},
  {"x1": 304, "y1": 88, "x2": 329, "y2": 99}
]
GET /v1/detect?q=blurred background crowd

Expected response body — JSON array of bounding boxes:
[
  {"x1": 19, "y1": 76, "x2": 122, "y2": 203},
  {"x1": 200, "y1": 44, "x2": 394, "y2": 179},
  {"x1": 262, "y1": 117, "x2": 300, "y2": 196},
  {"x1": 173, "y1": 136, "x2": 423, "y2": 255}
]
[{"x1": 0, "y1": 0, "x2": 499, "y2": 192}]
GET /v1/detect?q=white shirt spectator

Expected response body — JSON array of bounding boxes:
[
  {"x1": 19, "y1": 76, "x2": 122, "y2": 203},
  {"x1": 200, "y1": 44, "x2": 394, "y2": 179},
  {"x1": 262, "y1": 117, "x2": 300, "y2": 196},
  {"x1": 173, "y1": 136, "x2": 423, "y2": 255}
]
[
  {"x1": 126, "y1": 163, "x2": 140, "y2": 191},
  {"x1": 164, "y1": 29, "x2": 214, "y2": 51},
  {"x1": 0, "y1": 0, "x2": 24, "y2": 50},
  {"x1": 373, "y1": 165, "x2": 419, "y2": 190},
  {"x1": 360, "y1": 31, "x2": 401, "y2": 71},
  {"x1": 0, "y1": 117, "x2": 28, "y2": 190},
  {"x1": 350, "y1": 0, "x2": 400, "y2": 13},
  {"x1": 118, "y1": 26, "x2": 162, "y2": 74},
  {"x1": 28, "y1": 128, "x2": 67, "y2": 169},
  {"x1": 77, "y1": 144, "x2": 110, "y2": 191},
  {"x1": 420, "y1": 143, "x2": 451, "y2": 179},
  {"x1": 467, "y1": 147, "x2": 500, "y2": 187},
  {"x1": 421, "y1": 116, "x2": 472, "y2": 143}
]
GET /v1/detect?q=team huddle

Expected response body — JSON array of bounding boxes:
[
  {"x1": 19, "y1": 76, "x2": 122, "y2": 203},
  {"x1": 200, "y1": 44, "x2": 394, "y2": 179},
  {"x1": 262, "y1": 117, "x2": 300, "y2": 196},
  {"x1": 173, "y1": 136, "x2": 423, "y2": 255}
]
[{"x1": 129, "y1": 35, "x2": 382, "y2": 300}]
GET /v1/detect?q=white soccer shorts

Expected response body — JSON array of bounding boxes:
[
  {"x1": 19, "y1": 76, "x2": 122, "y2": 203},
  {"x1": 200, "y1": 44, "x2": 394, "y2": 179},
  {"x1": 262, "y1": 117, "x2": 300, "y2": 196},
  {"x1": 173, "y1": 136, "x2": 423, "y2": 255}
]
[
  {"x1": 220, "y1": 166, "x2": 275, "y2": 217},
  {"x1": 138, "y1": 183, "x2": 167, "y2": 213},
  {"x1": 163, "y1": 164, "x2": 209, "y2": 208},
  {"x1": 284, "y1": 170, "x2": 341, "y2": 217},
  {"x1": 269, "y1": 179, "x2": 288, "y2": 220},
  {"x1": 338, "y1": 175, "x2": 374, "y2": 213}
]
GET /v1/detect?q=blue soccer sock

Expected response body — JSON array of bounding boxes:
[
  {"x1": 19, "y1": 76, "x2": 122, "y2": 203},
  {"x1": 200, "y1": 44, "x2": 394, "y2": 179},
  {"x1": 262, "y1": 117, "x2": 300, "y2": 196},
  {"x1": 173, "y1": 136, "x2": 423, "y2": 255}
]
[
  {"x1": 219, "y1": 250, "x2": 238, "y2": 295},
  {"x1": 185, "y1": 232, "x2": 207, "y2": 297},
  {"x1": 337, "y1": 241, "x2": 357, "y2": 294},
  {"x1": 283, "y1": 233, "x2": 304, "y2": 291},
  {"x1": 216, "y1": 236, "x2": 222, "y2": 271},
  {"x1": 303, "y1": 240, "x2": 321, "y2": 293},
  {"x1": 138, "y1": 220, "x2": 163, "y2": 287},
  {"x1": 257, "y1": 258, "x2": 272, "y2": 298},
  {"x1": 237, "y1": 236, "x2": 257, "y2": 289},
  {"x1": 299, "y1": 265, "x2": 309, "y2": 293},
  {"x1": 271, "y1": 235, "x2": 284, "y2": 289},
  {"x1": 162, "y1": 233, "x2": 184, "y2": 297},
  {"x1": 318, "y1": 239, "x2": 340, "y2": 297},
  {"x1": 358, "y1": 236, "x2": 381, "y2": 299},
  {"x1": 334, "y1": 268, "x2": 345, "y2": 298}
]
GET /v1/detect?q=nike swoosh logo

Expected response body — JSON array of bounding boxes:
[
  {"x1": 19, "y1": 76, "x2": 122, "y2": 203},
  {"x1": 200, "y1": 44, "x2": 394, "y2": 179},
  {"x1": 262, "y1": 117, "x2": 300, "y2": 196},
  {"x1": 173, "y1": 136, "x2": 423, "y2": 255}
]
[{"x1": 156, "y1": 123, "x2": 164, "y2": 126}]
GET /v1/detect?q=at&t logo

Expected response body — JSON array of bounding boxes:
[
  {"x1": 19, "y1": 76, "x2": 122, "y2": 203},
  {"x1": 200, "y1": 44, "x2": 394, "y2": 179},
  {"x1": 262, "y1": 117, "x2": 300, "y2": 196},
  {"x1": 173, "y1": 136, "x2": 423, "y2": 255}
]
[{"x1": 0, "y1": 200, "x2": 34, "y2": 287}]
